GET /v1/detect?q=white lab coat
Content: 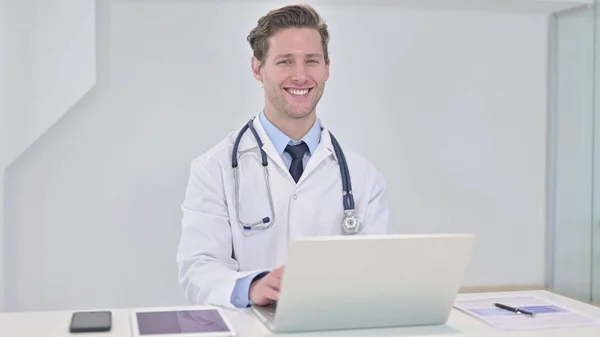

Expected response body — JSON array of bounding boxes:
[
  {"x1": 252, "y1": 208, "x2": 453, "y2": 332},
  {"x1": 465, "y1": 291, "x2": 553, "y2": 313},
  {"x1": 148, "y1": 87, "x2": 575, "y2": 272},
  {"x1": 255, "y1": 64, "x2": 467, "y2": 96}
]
[{"x1": 176, "y1": 115, "x2": 391, "y2": 308}]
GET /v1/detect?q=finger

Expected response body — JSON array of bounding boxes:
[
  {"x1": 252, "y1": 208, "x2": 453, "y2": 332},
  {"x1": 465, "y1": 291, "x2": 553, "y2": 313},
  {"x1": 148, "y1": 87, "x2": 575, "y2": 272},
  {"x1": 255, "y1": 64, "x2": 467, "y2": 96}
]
[
  {"x1": 261, "y1": 286, "x2": 280, "y2": 301},
  {"x1": 271, "y1": 268, "x2": 284, "y2": 279},
  {"x1": 265, "y1": 277, "x2": 281, "y2": 291},
  {"x1": 251, "y1": 282, "x2": 278, "y2": 305}
]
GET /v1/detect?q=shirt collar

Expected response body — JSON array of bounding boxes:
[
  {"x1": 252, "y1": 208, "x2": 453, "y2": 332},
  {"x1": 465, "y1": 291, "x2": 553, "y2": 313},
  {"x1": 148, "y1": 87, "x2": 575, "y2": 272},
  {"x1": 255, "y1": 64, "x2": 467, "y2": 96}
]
[{"x1": 258, "y1": 109, "x2": 321, "y2": 155}]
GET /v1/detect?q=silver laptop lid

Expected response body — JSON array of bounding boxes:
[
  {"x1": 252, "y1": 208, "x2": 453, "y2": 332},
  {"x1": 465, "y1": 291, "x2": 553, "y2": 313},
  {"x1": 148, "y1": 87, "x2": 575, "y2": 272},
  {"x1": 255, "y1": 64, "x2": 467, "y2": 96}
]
[{"x1": 258, "y1": 233, "x2": 475, "y2": 332}]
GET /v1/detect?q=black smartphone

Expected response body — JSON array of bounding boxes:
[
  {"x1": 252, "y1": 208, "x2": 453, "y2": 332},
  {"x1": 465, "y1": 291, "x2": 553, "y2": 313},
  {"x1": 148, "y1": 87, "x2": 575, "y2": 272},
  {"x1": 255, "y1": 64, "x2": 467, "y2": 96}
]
[{"x1": 69, "y1": 311, "x2": 112, "y2": 333}]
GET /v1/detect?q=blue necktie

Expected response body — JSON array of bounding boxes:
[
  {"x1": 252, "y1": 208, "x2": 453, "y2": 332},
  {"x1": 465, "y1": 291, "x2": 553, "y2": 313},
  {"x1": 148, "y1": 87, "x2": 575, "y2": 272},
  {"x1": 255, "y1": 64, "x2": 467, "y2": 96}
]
[{"x1": 285, "y1": 142, "x2": 309, "y2": 183}]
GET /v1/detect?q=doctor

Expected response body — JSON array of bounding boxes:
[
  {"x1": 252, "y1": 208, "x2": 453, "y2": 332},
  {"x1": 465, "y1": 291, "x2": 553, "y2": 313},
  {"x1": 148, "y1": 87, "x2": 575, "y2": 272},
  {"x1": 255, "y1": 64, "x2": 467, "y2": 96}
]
[{"x1": 176, "y1": 4, "x2": 391, "y2": 309}]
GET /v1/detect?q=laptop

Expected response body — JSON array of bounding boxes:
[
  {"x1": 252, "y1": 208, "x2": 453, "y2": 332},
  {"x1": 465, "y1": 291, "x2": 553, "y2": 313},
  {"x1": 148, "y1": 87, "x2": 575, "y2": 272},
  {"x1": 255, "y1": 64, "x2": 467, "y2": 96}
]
[{"x1": 251, "y1": 233, "x2": 476, "y2": 333}]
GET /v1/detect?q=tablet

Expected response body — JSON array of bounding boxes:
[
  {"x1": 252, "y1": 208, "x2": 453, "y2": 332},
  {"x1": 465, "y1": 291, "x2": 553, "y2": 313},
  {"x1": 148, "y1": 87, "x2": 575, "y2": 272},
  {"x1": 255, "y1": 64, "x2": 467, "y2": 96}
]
[{"x1": 130, "y1": 307, "x2": 236, "y2": 337}]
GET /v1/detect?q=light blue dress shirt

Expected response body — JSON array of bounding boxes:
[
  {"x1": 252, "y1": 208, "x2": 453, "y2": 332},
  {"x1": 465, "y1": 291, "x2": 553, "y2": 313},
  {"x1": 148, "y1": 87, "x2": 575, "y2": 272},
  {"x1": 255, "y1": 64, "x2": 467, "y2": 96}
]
[{"x1": 230, "y1": 110, "x2": 322, "y2": 308}]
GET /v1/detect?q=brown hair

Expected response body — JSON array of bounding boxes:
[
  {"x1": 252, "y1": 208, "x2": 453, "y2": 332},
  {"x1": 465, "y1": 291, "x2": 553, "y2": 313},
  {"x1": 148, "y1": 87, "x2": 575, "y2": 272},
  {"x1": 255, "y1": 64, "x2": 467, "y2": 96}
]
[{"x1": 247, "y1": 4, "x2": 330, "y2": 65}]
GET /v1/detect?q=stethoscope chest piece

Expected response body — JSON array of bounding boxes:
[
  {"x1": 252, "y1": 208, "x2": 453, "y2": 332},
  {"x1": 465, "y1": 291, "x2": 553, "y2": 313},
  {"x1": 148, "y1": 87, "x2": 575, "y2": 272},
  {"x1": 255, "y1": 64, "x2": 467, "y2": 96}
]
[{"x1": 341, "y1": 210, "x2": 361, "y2": 235}]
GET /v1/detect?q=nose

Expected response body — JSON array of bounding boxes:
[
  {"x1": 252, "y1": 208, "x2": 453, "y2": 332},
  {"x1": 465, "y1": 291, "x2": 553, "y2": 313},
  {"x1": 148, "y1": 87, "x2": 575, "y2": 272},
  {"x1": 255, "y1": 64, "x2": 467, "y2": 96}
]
[{"x1": 291, "y1": 63, "x2": 308, "y2": 84}]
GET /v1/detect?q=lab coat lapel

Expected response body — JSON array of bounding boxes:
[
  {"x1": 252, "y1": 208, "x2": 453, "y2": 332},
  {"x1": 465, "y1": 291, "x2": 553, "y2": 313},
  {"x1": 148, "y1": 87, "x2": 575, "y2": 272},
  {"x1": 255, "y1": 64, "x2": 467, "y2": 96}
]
[
  {"x1": 300, "y1": 127, "x2": 338, "y2": 183},
  {"x1": 255, "y1": 119, "x2": 290, "y2": 174},
  {"x1": 235, "y1": 115, "x2": 289, "y2": 175}
]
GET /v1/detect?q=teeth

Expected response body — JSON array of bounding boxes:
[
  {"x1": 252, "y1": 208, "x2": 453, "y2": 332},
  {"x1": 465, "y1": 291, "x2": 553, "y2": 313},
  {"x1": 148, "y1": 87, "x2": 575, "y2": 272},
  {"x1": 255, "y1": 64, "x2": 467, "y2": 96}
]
[{"x1": 287, "y1": 89, "x2": 309, "y2": 96}]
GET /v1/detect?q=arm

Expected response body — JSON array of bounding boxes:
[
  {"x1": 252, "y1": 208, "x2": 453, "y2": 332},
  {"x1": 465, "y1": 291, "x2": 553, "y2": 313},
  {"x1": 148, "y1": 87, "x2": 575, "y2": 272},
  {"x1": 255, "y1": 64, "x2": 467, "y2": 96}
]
[
  {"x1": 231, "y1": 271, "x2": 268, "y2": 307},
  {"x1": 176, "y1": 157, "x2": 267, "y2": 308}
]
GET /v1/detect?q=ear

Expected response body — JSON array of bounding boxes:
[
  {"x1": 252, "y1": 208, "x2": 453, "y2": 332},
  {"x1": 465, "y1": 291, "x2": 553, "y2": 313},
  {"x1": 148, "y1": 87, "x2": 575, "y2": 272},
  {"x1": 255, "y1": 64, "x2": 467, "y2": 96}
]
[
  {"x1": 325, "y1": 57, "x2": 331, "y2": 81},
  {"x1": 251, "y1": 56, "x2": 263, "y2": 82}
]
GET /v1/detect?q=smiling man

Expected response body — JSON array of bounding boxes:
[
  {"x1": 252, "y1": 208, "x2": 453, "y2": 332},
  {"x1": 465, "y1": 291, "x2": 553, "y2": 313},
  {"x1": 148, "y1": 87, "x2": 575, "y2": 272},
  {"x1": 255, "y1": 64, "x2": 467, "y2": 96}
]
[
  {"x1": 176, "y1": 4, "x2": 391, "y2": 309},
  {"x1": 249, "y1": 7, "x2": 330, "y2": 142}
]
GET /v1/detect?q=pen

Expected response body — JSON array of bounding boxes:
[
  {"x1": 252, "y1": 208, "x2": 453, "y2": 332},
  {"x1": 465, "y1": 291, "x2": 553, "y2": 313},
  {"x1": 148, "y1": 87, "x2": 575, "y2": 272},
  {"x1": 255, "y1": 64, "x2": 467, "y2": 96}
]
[{"x1": 493, "y1": 303, "x2": 536, "y2": 318}]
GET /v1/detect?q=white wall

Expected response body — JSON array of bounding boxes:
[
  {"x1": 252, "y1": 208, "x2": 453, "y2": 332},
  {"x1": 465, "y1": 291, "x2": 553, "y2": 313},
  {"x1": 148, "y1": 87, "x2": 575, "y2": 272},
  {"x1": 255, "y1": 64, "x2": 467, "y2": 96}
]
[
  {"x1": 3, "y1": 0, "x2": 96, "y2": 167},
  {"x1": 0, "y1": 0, "x2": 6, "y2": 148},
  {"x1": 3, "y1": 0, "x2": 558, "y2": 312},
  {"x1": 0, "y1": 0, "x2": 96, "y2": 311}
]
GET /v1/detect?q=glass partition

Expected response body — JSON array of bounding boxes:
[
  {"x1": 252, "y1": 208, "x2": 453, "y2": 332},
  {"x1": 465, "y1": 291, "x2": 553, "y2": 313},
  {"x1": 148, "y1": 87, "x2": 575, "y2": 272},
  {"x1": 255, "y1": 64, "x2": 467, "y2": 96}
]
[
  {"x1": 548, "y1": 1, "x2": 598, "y2": 303},
  {"x1": 592, "y1": 0, "x2": 600, "y2": 304}
]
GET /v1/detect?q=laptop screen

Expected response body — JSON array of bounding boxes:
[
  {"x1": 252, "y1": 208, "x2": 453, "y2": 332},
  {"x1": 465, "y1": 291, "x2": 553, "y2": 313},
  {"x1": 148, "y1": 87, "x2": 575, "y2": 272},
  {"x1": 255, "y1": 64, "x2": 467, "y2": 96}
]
[{"x1": 135, "y1": 309, "x2": 232, "y2": 335}]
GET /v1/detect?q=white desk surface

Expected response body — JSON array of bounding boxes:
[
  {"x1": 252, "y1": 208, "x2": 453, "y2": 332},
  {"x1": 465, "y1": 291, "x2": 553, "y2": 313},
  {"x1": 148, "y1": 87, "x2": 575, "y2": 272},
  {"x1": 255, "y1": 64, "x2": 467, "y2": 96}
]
[{"x1": 1, "y1": 290, "x2": 600, "y2": 337}]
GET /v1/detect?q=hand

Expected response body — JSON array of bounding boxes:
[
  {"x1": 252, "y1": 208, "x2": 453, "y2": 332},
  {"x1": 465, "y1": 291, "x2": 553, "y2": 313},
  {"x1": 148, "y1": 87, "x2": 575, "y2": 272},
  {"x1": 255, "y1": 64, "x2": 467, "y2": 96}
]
[{"x1": 249, "y1": 266, "x2": 284, "y2": 306}]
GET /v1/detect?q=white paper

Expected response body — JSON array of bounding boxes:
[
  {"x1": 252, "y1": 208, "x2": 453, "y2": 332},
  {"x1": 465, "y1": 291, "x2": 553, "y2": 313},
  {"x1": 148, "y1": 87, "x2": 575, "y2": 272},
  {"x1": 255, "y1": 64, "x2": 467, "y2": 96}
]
[{"x1": 453, "y1": 295, "x2": 600, "y2": 331}]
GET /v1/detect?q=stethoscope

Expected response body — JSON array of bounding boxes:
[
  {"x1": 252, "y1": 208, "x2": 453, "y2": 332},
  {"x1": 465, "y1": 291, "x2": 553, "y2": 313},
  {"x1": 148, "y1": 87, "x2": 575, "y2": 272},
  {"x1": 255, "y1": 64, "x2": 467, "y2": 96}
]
[{"x1": 231, "y1": 117, "x2": 362, "y2": 235}]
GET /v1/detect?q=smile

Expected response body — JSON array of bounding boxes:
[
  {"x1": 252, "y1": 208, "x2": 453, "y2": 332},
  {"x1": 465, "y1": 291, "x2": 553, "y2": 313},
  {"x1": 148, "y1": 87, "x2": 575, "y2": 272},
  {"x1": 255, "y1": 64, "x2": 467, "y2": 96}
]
[{"x1": 285, "y1": 88, "x2": 312, "y2": 96}]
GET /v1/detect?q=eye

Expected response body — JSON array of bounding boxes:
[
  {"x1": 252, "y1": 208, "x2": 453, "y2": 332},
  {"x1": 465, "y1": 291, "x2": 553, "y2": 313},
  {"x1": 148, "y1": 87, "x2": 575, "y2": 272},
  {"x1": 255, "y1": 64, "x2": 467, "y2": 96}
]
[
  {"x1": 277, "y1": 60, "x2": 291, "y2": 65},
  {"x1": 307, "y1": 59, "x2": 319, "y2": 64}
]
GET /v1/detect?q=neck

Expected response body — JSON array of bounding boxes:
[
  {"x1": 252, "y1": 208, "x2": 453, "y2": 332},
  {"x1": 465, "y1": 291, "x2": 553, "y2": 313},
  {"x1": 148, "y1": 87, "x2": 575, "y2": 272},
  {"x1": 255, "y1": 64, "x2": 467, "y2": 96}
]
[{"x1": 264, "y1": 107, "x2": 316, "y2": 141}]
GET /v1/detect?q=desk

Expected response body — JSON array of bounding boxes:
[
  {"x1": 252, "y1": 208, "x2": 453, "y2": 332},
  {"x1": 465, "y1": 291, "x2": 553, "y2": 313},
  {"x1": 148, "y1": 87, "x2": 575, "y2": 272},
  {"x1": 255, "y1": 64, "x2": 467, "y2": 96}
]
[{"x1": 1, "y1": 291, "x2": 599, "y2": 337}]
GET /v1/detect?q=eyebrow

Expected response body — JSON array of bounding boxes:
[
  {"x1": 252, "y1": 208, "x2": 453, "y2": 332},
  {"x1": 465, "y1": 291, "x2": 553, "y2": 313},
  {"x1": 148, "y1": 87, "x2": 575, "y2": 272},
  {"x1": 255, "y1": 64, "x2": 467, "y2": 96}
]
[{"x1": 275, "y1": 53, "x2": 323, "y2": 59}]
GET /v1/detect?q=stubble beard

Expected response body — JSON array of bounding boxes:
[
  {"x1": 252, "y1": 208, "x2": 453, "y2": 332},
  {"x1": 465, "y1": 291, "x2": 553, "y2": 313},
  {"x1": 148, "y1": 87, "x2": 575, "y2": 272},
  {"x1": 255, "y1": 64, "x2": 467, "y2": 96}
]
[{"x1": 267, "y1": 85, "x2": 325, "y2": 121}]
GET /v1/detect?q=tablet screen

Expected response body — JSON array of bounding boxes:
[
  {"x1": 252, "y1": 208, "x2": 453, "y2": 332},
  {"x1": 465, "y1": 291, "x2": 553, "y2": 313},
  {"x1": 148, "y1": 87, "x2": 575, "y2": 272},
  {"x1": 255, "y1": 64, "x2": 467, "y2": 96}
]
[{"x1": 136, "y1": 309, "x2": 232, "y2": 335}]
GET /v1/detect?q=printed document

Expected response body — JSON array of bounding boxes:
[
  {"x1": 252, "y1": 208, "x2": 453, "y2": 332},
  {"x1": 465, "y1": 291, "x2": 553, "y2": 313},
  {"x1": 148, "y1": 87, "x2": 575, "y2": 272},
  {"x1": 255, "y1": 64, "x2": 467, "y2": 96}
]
[{"x1": 453, "y1": 294, "x2": 600, "y2": 331}]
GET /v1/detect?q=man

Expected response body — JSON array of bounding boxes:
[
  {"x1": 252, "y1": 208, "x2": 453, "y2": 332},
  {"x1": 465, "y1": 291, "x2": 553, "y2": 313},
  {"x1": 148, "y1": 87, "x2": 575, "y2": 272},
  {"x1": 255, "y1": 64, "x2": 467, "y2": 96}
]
[{"x1": 176, "y1": 4, "x2": 390, "y2": 309}]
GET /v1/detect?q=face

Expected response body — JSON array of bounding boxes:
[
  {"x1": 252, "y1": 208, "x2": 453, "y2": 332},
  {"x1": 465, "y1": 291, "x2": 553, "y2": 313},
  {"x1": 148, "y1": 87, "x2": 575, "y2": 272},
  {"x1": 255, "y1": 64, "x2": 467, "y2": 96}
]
[{"x1": 252, "y1": 28, "x2": 330, "y2": 120}]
